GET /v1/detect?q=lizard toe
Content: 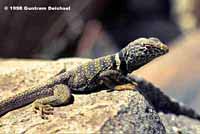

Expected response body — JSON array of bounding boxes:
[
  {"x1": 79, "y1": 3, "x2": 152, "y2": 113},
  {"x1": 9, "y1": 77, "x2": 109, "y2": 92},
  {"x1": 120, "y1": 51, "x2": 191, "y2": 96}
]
[
  {"x1": 39, "y1": 104, "x2": 54, "y2": 119},
  {"x1": 32, "y1": 102, "x2": 54, "y2": 119}
]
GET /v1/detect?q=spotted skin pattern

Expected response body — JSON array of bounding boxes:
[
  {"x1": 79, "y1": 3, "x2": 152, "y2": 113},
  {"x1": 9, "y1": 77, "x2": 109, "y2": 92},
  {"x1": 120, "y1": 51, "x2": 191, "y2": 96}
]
[
  {"x1": 67, "y1": 55, "x2": 116, "y2": 92},
  {"x1": 0, "y1": 37, "x2": 168, "y2": 118}
]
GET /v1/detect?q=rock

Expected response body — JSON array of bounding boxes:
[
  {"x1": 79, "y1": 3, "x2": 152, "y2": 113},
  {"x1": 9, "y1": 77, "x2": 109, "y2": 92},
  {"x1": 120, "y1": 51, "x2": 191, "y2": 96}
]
[
  {"x1": 159, "y1": 113, "x2": 200, "y2": 134},
  {"x1": 0, "y1": 58, "x2": 165, "y2": 133},
  {"x1": 100, "y1": 95, "x2": 165, "y2": 134},
  {"x1": 0, "y1": 58, "x2": 200, "y2": 134}
]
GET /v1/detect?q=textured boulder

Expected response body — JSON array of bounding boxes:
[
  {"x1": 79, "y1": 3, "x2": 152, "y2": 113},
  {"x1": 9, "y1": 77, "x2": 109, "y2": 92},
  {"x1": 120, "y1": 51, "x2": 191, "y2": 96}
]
[
  {"x1": 101, "y1": 95, "x2": 165, "y2": 134},
  {"x1": 0, "y1": 58, "x2": 200, "y2": 134},
  {"x1": 0, "y1": 58, "x2": 165, "y2": 133},
  {"x1": 160, "y1": 113, "x2": 200, "y2": 134}
]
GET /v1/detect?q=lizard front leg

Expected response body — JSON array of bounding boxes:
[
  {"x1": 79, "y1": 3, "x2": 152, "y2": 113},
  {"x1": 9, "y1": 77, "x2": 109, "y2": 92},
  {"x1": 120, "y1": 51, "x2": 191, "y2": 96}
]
[
  {"x1": 32, "y1": 84, "x2": 72, "y2": 119},
  {"x1": 99, "y1": 70, "x2": 137, "y2": 91}
]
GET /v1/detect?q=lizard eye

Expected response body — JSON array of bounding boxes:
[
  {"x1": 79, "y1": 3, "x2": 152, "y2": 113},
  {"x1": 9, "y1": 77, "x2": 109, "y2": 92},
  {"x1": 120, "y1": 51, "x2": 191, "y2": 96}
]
[
  {"x1": 146, "y1": 45, "x2": 152, "y2": 49},
  {"x1": 139, "y1": 48, "x2": 145, "y2": 51}
]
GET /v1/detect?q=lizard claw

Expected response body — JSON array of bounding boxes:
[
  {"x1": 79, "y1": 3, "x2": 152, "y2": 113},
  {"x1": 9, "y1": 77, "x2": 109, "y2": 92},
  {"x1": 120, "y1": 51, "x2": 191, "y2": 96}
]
[
  {"x1": 40, "y1": 105, "x2": 54, "y2": 114},
  {"x1": 32, "y1": 103, "x2": 54, "y2": 119},
  {"x1": 40, "y1": 105, "x2": 54, "y2": 119}
]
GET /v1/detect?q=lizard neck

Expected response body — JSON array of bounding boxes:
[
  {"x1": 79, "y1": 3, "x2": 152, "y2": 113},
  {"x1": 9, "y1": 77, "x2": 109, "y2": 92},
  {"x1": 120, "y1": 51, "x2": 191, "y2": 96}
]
[{"x1": 114, "y1": 52, "x2": 128, "y2": 75}]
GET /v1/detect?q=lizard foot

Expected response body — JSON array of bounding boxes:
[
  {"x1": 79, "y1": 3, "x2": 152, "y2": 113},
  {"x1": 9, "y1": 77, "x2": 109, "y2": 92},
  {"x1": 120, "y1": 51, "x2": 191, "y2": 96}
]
[
  {"x1": 114, "y1": 83, "x2": 137, "y2": 91},
  {"x1": 32, "y1": 103, "x2": 54, "y2": 119}
]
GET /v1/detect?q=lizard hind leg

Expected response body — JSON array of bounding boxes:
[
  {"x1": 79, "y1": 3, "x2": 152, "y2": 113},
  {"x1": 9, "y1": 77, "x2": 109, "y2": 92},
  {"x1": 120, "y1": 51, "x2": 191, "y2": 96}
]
[{"x1": 32, "y1": 84, "x2": 72, "y2": 119}]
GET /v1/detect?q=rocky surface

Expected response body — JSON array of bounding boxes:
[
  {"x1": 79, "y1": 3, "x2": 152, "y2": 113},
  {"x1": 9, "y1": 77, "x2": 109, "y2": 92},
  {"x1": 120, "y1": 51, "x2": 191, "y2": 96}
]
[
  {"x1": 0, "y1": 58, "x2": 199, "y2": 134},
  {"x1": 0, "y1": 58, "x2": 165, "y2": 133},
  {"x1": 160, "y1": 113, "x2": 200, "y2": 134},
  {"x1": 101, "y1": 95, "x2": 165, "y2": 134}
]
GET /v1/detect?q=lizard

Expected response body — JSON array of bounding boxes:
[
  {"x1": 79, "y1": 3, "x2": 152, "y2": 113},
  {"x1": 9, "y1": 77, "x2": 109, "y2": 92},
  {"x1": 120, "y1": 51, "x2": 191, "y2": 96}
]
[{"x1": 0, "y1": 37, "x2": 169, "y2": 118}]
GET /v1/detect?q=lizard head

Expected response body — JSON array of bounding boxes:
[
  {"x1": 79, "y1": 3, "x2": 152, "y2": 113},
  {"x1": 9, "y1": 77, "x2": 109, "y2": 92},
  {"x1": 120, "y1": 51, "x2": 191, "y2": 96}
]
[{"x1": 118, "y1": 37, "x2": 169, "y2": 73}]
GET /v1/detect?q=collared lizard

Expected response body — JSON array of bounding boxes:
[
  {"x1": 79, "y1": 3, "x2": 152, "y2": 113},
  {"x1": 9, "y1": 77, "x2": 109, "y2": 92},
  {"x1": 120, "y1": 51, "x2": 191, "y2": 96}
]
[{"x1": 0, "y1": 37, "x2": 169, "y2": 118}]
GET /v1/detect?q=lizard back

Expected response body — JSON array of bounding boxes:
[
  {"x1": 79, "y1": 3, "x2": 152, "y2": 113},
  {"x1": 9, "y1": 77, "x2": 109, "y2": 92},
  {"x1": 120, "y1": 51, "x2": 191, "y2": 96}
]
[{"x1": 67, "y1": 54, "x2": 116, "y2": 92}]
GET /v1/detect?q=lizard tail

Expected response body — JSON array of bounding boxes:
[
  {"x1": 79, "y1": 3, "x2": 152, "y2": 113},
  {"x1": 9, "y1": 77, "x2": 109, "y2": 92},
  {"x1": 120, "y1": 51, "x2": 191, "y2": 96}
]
[
  {"x1": 0, "y1": 81, "x2": 55, "y2": 117},
  {"x1": 0, "y1": 72, "x2": 70, "y2": 117},
  {"x1": 130, "y1": 75, "x2": 200, "y2": 121}
]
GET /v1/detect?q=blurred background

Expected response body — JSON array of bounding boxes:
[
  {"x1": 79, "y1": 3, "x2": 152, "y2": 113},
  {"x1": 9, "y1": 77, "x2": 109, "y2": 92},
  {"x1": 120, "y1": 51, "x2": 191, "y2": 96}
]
[
  {"x1": 0, "y1": 0, "x2": 191, "y2": 59},
  {"x1": 0, "y1": 0, "x2": 200, "y2": 112}
]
